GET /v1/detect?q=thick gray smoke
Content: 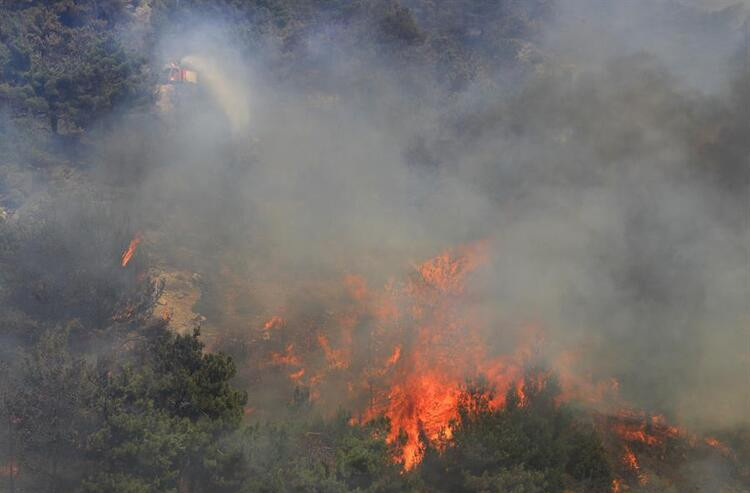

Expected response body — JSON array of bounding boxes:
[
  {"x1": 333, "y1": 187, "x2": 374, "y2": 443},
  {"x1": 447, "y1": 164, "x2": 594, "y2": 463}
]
[{"x1": 89, "y1": 0, "x2": 749, "y2": 431}]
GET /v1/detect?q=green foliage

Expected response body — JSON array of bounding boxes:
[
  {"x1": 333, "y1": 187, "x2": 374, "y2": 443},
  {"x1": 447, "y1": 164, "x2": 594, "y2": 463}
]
[
  {"x1": 0, "y1": 321, "x2": 248, "y2": 493},
  {"x1": 238, "y1": 413, "x2": 414, "y2": 492},
  {"x1": 0, "y1": 327, "x2": 97, "y2": 493},
  {"x1": 419, "y1": 371, "x2": 612, "y2": 493},
  {"x1": 0, "y1": 0, "x2": 148, "y2": 133},
  {"x1": 83, "y1": 327, "x2": 247, "y2": 493},
  {"x1": 0, "y1": 0, "x2": 551, "y2": 140},
  {"x1": 462, "y1": 466, "x2": 547, "y2": 493},
  {"x1": 565, "y1": 429, "x2": 613, "y2": 491}
]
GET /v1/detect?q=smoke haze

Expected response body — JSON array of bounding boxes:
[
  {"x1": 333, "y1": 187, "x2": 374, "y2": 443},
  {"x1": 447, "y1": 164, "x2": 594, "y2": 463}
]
[
  {"x1": 15, "y1": 0, "x2": 750, "y2": 432},
  {"x1": 137, "y1": 1, "x2": 747, "y2": 430}
]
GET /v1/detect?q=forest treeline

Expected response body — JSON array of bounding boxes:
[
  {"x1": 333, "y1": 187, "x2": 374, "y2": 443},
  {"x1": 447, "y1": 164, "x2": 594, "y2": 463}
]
[{"x1": 0, "y1": 0, "x2": 549, "y2": 135}]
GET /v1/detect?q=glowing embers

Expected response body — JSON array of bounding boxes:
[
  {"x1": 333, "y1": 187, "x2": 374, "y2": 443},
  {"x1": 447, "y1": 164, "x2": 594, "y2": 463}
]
[
  {"x1": 621, "y1": 446, "x2": 648, "y2": 485},
  {"x1": 271, "y1": 344, "x2": 302, "y2": 367},
  {"x1": 611, "y1": 410, "x2": 683, "y2": 447},
  {"x1": 704, "y1": 436, "x2": 734, "y2": 458},
  {"x1": 261, "y1": 315, "x2": 285, "y2": 340},
  {"x1": 602, "y1": 410, "x2": 688, "y2": 490},
  {"x1": 120, "y1": 233, "x2": 142, "y2": 267},
  {"x1": 611, "y1": 478, "x2": 623, "y2": 492}
]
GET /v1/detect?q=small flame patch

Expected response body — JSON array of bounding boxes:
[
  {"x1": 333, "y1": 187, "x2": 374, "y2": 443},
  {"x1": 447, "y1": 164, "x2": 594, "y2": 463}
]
[{"x1": 121, "y1": 233, "x2": 142, "y2": 267}]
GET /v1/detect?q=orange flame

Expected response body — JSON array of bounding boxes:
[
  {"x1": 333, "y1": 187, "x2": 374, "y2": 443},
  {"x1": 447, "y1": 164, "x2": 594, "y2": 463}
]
[
  {"x1": 289, "y1": 368, "x2": 306, "y2": 381},
  {"x1": 386, "y1": 345, "x2": 401, "y2": 366},
  {"x1": 611, "y1": 478, "x2": 623, "y2": 493},
  {"x1": 705, "y1": 437, "x2": 734, "y2": 457},
  {"x1": 358, "y1": 242, "x2": 539, "y2": 469},
  {"x1": 244, "y1": 240, "x2": 732, "y2": 472},
  {"x1": 620, "y1": 445, "x2": 649, "y2": 486},
  {"x1": 263, "y1": 315, "x2": 285, "y2": 331},
  {"x1": 609, "y1": 409, "x2": 684, "y2": 449},
  {"x1": 271, "y1": 344, "x2": 302, "y2": 367},
  {"x1": 622, "y1": 446, "x2": 640, "y2": 473},
  {"x1": 120, "y1": 233, "x2": 142, "y2": 267},
  {"x1": 318, "y1": 334, "x2": 350, "y2": 370},
  {"x1": 260, "y1": 242, "x2": 542, "y2": 469},
  {"x1": 0, "y1": 461, "x2": 18, "y2": 478}
]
